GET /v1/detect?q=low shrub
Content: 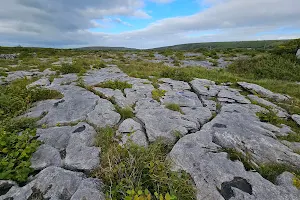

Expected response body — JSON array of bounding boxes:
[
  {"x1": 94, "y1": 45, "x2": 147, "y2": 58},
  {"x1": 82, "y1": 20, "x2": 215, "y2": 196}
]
[
  {"x1": 0, "y1": 128, "x2": 41, "y2": 182},
  {"x1": 93, "y1": 127, "x2": 196, "y2": 200},
  {"x1": 228, "y1": 55, "x2": 300, "y2": 81},
  {"x1": 60, "y1": 63, "x2": 84, "y2": 74}
]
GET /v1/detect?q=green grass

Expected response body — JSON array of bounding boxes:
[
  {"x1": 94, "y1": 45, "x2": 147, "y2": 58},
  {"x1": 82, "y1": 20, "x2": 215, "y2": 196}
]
[
  {"x1": 259, "y1": 164, "x2": 300, "y2": 183},
  {"x1": 256, "y1": 110, "x2": 300, "y2": 142},
  {"x1": 95, "y1": 80, "x2": 132, "y2": 93},
  {"x1": 165, "y1": 103, "x2": 183, "y2": 114},
  {"x1": 152, "y1": 89, "x2": 167, "y2": 102},
  {"x1": 228, "y1": 54, "x2": 300, "y2": 81},
  {"x1": 115, "y1": 106, "x2": 134, "y2": 120},
  {"x1": 93, "y1": 127, "x2": 196, "y2": 200}
]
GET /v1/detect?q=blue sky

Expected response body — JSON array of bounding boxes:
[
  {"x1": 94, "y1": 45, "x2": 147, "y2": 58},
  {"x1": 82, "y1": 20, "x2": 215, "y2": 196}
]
[
  {"x1": 1, "y1": 0, "x2": 300, "y2": 48},
  {"x1": 90, "y1": 0, "x2": 203, "y2": 34}
]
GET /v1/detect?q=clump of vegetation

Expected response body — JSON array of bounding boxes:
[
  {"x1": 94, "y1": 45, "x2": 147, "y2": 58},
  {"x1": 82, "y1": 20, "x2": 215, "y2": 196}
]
[
  {"x1": 223, "y1": 148, "x2": 255, "y2": 171},
  {"x1": 165, "y1": 103, "x2": 183, "y2": 114},
  {"x1": 259, "y1": 164, "x2": 300, "y2": 183},
  {"x1": 152, "y1": 89, "x2": 166, "y2": 102},
  {"x1": 115, "y1": 106, "x2": 134, "y2": 120},
  {"x1": 93, "y1": 127, "x2": 196, "y2": 200},
  {"x1": 228, "y1": 55, "x2": 300, "y2": 81},
  {"x1": 0, "y1": 128, "x2": 41, "y2": 182},
  {"x1": 256, "y1": 110, "x2": 300, "y2": 142},
  {"x1": 96, "y1": 80, "x2": 132, "y2": 93},
  {"x1": 0, "y1": 78, "x2": 63, "y2": 183},
  {"x1": 60, "y1": 63, "x2": 85, "y2": 74}
]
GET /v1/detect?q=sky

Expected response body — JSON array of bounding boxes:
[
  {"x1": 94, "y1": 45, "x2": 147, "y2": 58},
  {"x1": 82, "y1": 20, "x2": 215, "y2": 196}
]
[{"x1": 0, "y1": 0, "x2": 300, "y2": 49}]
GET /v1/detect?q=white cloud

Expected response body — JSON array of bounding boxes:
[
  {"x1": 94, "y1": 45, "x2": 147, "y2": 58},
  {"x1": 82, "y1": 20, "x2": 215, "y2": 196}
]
[{"x1": 0, "y1": 0, "x2": 299, "y2": 48}]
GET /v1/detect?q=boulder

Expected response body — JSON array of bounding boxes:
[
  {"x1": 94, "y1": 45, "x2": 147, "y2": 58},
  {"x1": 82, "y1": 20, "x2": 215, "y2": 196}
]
[
  {"x1": 27, "y1": 77, "x2": 50, "y2": 88},
  {"x1": 296, "y1": 49, "x2": 300, "y2": 59}
]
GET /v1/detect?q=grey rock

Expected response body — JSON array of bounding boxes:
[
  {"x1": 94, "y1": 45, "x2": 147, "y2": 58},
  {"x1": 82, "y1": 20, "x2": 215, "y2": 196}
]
[
  {"x1": 190, "y1": 78, "x2": 220, "y2": 97},
  {"x1": 37, "y1": 126, "x2": 73, "y2": 150},
  {"x1": 276, "y1": 172, "x2": 299, "y2": 194},
  {"x1": 42, "y1": 68, "x2": 56, "y2": 76},
  {"x1": 181, "y1": 106, "x2": 212, "y2": 127},
  {"x1": 169, "y1": 131, "x2": 300, "y2": 200},
  {"x1": 296, "y1": 49, "x2": 300, "y2": 59},
  {"x1": 117, "y1": 118, "x2": 148, "y2": 147},
  {"x1": 87, "y1": 98, "x2": 121, "y2": 128},
  {"x1": 83, "y1": 67, "x2": 127, "y2": 86},
  {"x1": 31, "y1": 144, "x2": 62, "y2": 170},
  {"x1": 201, "y1": 97, "x2": 217, "y2": 111},
  {"x1": 0, "y1": 167, "x2": 85, "y2": 200},
  {"x1": 0, "y1": 54, "x2": 17, "y2": 59},
  {"x1": 65, "y1": 145, "x2": 100, "y2": 172},
  {"x1": 247, "y1": 95, "x2": 289, "y2": 118},
  {"x1": 158, "y1": 78, "x2": 191, "y2": 91},
  {"x1": 27, "y1": 77, "x2": 50, "y2": 88},
  {"x1": 0, "y1": 180, "x2": 17, "y2": 195},
  {"x1": 204, "y1": 104, "x2": 300, "y2": 167},
  {"x1": 36, "y1": 85, "x2": 100, "y2": 126},
  {"x1": 279, "y1": 124, "x2": 294, "y2": 136},
  {"x1": 50, "y1": 74, "x2": 77, "y2": 86},
  {"x1": 71, "y1": 178, "x2": 105, "y2": 200},
  {"x1": 281, "y1": 140, "x2": 300, "y2": 152},
  {"x1": 291, "y1": 114, "x2": 300, "y2": 126},
  {"x1": 218, "y1": 89, "x2": 251, "y2": 104},
  {"x1": 238, "y1": 82, "x2": 289, "y2": 102},
  {"x1": 161, "y1": 90, "x2": 203, "y2": 107},
  {"x1": 136, "y1": 107, "x2": 198, "y2": 143}
]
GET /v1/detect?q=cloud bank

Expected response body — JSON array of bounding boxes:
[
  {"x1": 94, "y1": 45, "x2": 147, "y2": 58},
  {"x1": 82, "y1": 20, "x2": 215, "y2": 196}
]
[{"x1": 0, "y1": 0, "x2": 299, "y2": 48}]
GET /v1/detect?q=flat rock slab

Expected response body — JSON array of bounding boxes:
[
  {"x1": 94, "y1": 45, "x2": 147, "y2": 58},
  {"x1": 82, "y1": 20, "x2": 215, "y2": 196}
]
[
  {"x1": 169, "y1": 132, "x2": 300, "y2": 200},
  {"x1": 292, "y1": 114, "x2": 300, "y2": 126},
  {"x1": 238, "y1": 82, "x2": 289, "y2": 102},
  {"x1": 202, "y1": 104, "x2": 300, "y2": 167},
  {"x1": 1, "y1": 167, "x2": 105, "y2": 200},
  {"x1": 136, "y1": 107, "x2": 198, "y2": 143},
  {"x1": 34, "y1": 123, "x2": 100, "y2": 172},
  {"x1": 117, "y1": 118, "x2": 148, "y2": 147},
  {"x1": 247, "y1": 95, "x2": 289, "y2": 118}
]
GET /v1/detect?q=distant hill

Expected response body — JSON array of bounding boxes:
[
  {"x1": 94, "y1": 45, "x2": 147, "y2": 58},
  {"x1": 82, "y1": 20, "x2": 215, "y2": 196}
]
[
  {"x1": 77, "y1": 46, "x2": 137, "y2": 51},
  {"x1": 151, "y1": 40, "x2": 289, "y2": 51}
]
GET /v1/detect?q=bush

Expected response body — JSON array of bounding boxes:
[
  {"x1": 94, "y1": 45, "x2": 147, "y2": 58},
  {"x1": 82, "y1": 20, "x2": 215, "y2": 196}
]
[
  {"x1": 96, "y1": 80, "x2": 132, "y2": 93},
  {"x1": 228, "y1": 55, "x2": 300, "y2": 81},
  {"x1": 93, "y1": 127, "x2": 196, "y2": 200},
  {"x1": 152, "y1": 89, "x2": 166, "y2": 102},
  {"x1": 60, "y1": 63, "x2": 85, "y2": 74},
  {"x1": 0, "y1": 128, "x2": 41, "y2": 182}
]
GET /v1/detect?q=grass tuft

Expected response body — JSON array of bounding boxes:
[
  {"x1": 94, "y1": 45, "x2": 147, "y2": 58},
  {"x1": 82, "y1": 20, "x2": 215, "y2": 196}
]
[
  {"x1": 152, "y1": 89, "x2": 166, "y2": 102},
  {"x1": 95, "y1": 80, "x2": 132, "y2": 93},
  {"x1": 165, "y1": 103, "x2": 183, "y2": 114}
]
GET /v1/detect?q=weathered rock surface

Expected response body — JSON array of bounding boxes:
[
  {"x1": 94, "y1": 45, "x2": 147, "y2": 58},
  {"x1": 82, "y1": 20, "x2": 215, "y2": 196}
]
[
  {"x1": 27, "y1": 77, "x2": 50, "y2": 88},
  {"x1": 0, "y1": 54, "x2": 18, "y2": 59},
  {"x1": 296, "y1": 49, "x2": 300, "y2": 59},
  {"x1": 238, "y1": 82, "x2": 289, "y2": 102},
  {"x1": 31, "y1": 144, "x2": 63, "y2": 170},
  {"x1": 117, "y1": 118, "x2": 148, "y2": 147},
  {"x1": 169, "y1": 132, "x2": 300, "y2": 200},
  {"x1": 247, "y1": 95, "x2": 289, "y2": 118},
  {"x1": 292, "y1": 114, "x2": 300, "y2": 126}
]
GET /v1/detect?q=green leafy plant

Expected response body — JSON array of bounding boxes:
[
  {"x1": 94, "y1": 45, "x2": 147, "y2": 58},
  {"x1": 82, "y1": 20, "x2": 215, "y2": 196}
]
[
  {"x1": 151, "y1": 89, "x2": 166, "y2": 102},
  {"x1": 0, "y1": 128, "x2": 41, "y2": 182}
]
